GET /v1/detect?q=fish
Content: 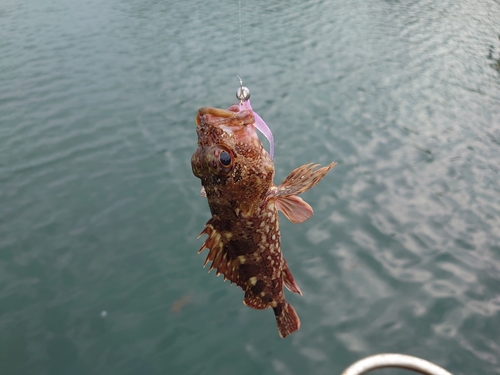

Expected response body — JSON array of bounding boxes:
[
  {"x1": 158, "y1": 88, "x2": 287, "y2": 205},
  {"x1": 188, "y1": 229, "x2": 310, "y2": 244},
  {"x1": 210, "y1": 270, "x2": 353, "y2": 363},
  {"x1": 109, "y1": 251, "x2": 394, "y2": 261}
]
[{"x1": 191, "y1": 103, "x2": 335, "y2": 338}]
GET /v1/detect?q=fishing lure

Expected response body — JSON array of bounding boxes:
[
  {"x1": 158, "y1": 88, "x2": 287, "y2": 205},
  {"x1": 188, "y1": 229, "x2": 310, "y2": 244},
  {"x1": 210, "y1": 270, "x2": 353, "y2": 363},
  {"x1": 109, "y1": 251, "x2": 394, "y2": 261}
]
[{"x1": 236, "y1": 78, "x2": 274, "y2": 159}]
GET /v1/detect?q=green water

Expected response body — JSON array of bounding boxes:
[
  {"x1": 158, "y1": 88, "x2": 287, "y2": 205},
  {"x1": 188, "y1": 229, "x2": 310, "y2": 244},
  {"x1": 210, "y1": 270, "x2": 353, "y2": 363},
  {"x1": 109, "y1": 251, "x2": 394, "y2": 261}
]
[{"x1": 1, "y1": 0, "x2": 500, "y2": 374}]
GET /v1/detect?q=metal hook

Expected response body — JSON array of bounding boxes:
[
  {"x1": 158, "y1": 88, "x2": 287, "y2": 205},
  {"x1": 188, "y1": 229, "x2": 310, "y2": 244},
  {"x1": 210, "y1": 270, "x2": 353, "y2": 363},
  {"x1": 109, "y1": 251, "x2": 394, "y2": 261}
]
[{"x1": 236, "y1": 75, "x2": 250, "y2": 103}]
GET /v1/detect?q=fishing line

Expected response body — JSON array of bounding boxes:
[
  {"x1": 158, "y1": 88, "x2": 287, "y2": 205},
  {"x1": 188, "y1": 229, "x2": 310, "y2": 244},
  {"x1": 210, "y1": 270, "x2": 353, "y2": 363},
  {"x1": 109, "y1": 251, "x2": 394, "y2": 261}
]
[
  {"x1": 235, "y1": 0, "x2": 274, "y2": 159},
  {"x1": 239, "y1": 0, "x2": 242, "y2": 77}
]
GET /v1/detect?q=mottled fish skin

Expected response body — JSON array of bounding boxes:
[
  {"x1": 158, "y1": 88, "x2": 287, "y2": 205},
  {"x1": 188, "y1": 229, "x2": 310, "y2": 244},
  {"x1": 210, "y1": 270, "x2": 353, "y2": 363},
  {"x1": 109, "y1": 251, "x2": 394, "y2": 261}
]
[{"x1": 191, "y1": 104, "x2": 335, "y2": 338}]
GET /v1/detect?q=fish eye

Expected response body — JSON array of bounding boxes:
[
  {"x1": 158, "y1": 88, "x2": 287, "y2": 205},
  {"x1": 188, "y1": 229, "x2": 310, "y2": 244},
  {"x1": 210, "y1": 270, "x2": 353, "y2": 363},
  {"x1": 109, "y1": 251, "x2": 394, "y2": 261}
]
[
  {"x1": 212, "y1": 146, "x2": 234, "y2": 174},
  {"x1": 219, "y1": 151, "x2": 232, "y2": 166}
]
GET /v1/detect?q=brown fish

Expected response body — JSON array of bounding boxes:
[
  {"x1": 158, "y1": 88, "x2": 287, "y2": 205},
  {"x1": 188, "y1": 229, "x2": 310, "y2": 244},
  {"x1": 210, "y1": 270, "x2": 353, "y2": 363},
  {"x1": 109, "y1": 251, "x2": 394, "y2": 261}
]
[{"x1": 191, "y1": 104, "x2": 335, "y2": 338}]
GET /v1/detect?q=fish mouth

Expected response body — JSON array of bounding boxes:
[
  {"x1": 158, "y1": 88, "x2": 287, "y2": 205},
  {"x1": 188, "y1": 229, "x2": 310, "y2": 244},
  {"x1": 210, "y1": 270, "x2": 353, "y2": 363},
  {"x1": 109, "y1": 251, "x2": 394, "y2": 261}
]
[
  {"x1": 196, "y1": 107, "x2": 235, "y2": 126},
  {"x1": 196, "y1": 106, "x2": 253, "y2": 127}
]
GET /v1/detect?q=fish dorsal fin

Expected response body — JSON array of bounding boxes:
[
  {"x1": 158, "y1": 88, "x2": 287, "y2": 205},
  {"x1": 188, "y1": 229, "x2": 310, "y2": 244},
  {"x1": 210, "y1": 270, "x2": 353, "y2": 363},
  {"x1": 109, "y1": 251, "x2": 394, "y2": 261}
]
[
  {"x1": 197, "y1": 220, "x2": 240, "y2": 283},
  {"x1": 282, "y1": 259, "x2": 302, "y2": 295},
  {"x1": 275, "y1": 162, "x2": 336, "y2": 197},
  {"x1": 275, "y1": 195, "x2": 313, "y2": 224}
]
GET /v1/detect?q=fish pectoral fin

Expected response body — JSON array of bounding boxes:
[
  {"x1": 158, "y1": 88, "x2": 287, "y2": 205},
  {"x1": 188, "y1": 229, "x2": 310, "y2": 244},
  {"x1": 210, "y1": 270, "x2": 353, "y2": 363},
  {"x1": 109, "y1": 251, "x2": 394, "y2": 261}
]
[
  {"x1": 283, "y1": 260, "x2": 302, "y2": 295},
  {"x1": 275, "y1": 162, "x2": 336, "y2": 197},
  {"x1": 273, "y1": 162, "x2": 335, "y2": 223},
  {"x1": 275, "y1": 195, "x2": 313, "y2": 224}
]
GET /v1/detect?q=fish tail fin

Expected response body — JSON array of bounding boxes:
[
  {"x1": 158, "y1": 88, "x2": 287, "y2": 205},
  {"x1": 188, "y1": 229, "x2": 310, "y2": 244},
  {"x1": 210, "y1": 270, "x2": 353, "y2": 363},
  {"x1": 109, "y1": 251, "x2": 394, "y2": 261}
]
[{"x1": 274, "y1": 301, "x2": 301, "y2": 338}]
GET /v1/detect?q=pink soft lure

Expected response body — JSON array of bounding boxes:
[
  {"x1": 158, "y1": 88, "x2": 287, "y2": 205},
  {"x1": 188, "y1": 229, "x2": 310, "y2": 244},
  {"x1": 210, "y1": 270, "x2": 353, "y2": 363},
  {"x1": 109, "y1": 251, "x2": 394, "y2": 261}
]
[{"x1": 239, "y1": 99, "x2": 274, "y2": 159}]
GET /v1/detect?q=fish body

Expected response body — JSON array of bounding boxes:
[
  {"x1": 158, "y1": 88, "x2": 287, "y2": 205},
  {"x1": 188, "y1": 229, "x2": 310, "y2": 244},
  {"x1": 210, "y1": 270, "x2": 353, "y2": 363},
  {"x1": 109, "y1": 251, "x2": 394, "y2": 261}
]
[{"x1": 191, "y1": 104, "x2": 335, "y2": 338}]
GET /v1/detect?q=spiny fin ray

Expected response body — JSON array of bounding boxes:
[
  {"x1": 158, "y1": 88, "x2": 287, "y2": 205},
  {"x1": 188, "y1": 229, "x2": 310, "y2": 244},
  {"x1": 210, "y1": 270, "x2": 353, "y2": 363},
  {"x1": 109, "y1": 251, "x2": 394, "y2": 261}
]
[{"x1": 197, "y1": 221, "x2": 240, "y2": 283}]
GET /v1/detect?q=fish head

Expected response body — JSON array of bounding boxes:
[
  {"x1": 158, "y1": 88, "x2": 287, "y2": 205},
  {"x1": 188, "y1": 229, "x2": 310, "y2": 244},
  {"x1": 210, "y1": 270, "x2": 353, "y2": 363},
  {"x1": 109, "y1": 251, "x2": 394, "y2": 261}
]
[{"x1": 191, "y1": 104, "x2": 274, "y2": 215}]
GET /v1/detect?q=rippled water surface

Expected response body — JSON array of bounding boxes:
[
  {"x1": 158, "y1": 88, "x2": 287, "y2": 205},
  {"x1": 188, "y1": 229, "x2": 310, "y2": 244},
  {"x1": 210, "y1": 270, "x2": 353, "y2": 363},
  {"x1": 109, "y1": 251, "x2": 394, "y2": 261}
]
[{"x1": 1, "y1": 0, "x2": 500, "y2": 374}]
